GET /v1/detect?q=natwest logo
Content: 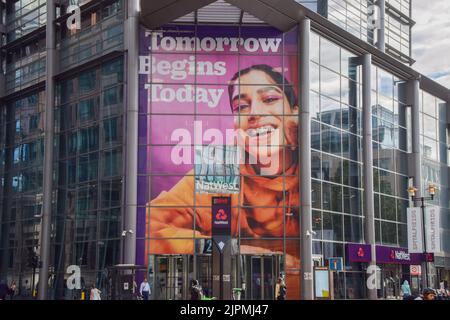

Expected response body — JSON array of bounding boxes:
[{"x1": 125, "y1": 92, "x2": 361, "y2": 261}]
[
  {"x1": 215, "y1": 209, "x2": 228, "y2": 221},
  {"x1": 357, "y1": 247, "x2": 365, "y2": 257},
  {"x1": 391, "y1": 250, "x2": 410, "y2": 261}
]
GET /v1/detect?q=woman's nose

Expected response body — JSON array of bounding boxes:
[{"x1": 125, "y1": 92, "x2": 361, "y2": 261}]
[{"x1": 248, "y1": 102, "x2": 264, "y2": 122}]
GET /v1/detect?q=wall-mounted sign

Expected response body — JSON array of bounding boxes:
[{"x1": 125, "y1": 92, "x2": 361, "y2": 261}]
[
  {"x1": 425, "y1": 206, "x2": 441, "y2": 253},
  {"x1": 407, "y1": 207, "x2": 424, "y2": 253},
  {"x1": 424, "y1": 252, "x2": 434, "y2": 262},
  {"x1": 376, "y1": 246, "x2": 412, "y2": 265},
  {"x1": 328, "y1": 258, "x2": 343, "y2": 271},
  {"x1": 212, "y1": 197, "x2": 232, "y2": 252},
  {"x1": 410, "y1": 265, "x2": 421, "y2": 276},
  {"x1": 347, "y1": 244, "x2": 371, "y2": 262}
]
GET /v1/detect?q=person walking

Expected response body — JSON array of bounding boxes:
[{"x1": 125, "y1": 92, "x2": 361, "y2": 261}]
[
  {"x1": 275, "y1": 275, "x2": 287, "y2": 300},
  {"x1": 190, "y1": 280, "x2": 203, "y2": 300},
  {"x1": 0, "y1": 280, "x2": 9, "y2": 300},
  {"x1": 90, "y1": 284, "x2": 102, "y2": 300},
  {"x1": 140, "y1": 278, "x2": 151, "y2": 300},
  {"x1": 9, "y1": 281, "x2": 17, "y2": 300},
  {"x1": 401, "y1": 280, "x2": 411, "y2": 299}
]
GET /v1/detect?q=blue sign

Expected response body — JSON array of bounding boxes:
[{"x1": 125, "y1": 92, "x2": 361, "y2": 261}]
[{"x1": 328, "y1": 258, "x2": 343, "y2": 271}]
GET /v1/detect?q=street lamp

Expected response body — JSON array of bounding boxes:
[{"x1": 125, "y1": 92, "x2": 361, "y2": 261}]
[{"x1": 407, "y1": 184, "x2": 437, "y2": 289}]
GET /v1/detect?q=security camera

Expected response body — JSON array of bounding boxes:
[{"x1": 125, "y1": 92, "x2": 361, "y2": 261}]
[
  {"x1": 121, "y1": 230, "x2": 127, "y2": 237},
  {"x1": 128, "y1": 229, "x2": 134, "y2": 234}
]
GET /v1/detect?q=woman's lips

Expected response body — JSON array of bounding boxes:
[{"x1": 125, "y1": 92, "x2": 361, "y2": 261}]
[
  {"x1": 246, "y1": 125, "x2": 276, "y2": 137},
  {"x1": 246, "y1": 127, "x2": 280, "y2": 149}
]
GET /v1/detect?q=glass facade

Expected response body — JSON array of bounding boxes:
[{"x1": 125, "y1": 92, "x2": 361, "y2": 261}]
[
  {"x1": 5, "y1": 0, "x2": 47, "y2": 43},
  {"x1": 0, "y1": 0, "x2": 126, "y2": 299},
  {"x1": 419, "y1": 91, "x2": 450, "y2": 253},
  {"x1": 385, "y1": 0, "x2": 412, "y2": 63},
  {"x1": 0, "y1": 0, "x2": 448, "y2": 300},
  {"x1": 310, "y1": 31, "x2": 367, "y2": 299},
  {"x1": 295, "y1": 0, "x2": 413, "y2": 64},
  {"x1": 5, "y1": 36, "x2": 46, "y2": 94},
  {"x1": 57, "y1": 0, "x2": 124, "y2": 71},
  {"x1": 0, "y1": 91, "x2": 45, "y2": 297},
  {"x1": 50, "y1": 57, "x2": 124, "y2": 299},
  {"x1": 371, "y1": 66, "x2": 409, "y2": 248}
]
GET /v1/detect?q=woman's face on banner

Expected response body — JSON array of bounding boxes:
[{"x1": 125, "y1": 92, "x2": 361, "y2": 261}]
[{"x1": 230, "y1": 69, "x2": 298, "y2": 168}]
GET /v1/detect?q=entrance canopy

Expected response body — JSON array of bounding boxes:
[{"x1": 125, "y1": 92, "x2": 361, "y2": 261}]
[{"x1": 140, "y1": 0, "x2": 303, "y2": 31}]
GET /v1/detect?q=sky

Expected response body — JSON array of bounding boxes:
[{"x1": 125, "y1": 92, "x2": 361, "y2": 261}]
[{"x1": 412, "y1": 0, "x2": 450, "y2": 88}]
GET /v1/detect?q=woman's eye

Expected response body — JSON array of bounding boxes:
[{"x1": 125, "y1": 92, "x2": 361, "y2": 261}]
[
  {"x1": 263, "y1": 96, "x2": 281, "y2": 103},
  {"x1": 238, "y1": 104, "x2": 250, "y2": 111}
]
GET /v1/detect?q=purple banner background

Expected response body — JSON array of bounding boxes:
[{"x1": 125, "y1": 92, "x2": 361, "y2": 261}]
[
  {"x1": 376, "y1": 246, "x2": 423, "y2": 265},
  {"x1": 136, "y1": 24, "x2": 299, "y2": 265},
  {"x1": 347, "y1": 244, "x2": 372, "y2": 262},
  {"x1": 347, "y1": 244, "x2": 423, "y2": 265}
]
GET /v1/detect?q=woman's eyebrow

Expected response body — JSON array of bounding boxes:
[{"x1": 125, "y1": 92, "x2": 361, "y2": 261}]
[
  {"x1": 231, "y1": 93, "x2": 249, "y2": 102},
  {"x1": 257, "y1": 86, "x2": 283, "y2": 95}
]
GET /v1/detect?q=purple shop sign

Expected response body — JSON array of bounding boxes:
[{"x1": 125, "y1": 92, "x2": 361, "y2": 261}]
[
  {"x1": 347, "y1": 244, "x2": 424, "y2": 265},
  {"x1": 376, "y1": 246, "x2": 422, "y2": 265},
  {"x1": 347, "y1": 244, "x2": 372, "y2": 263}
]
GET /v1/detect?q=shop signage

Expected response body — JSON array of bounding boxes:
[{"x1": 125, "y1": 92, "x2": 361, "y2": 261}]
[
  {"x1": 424, "y1": 252, "x2": 434, "y2": 262},
  {"x1": 212, "y1": 197, "x2": 232, "y2": 252},
  {"x1": 376, "y1": 246, "x2": 414, "y2": 265},
  {"x1": 410, "y1": 265, "x2": 421, "y2": 276},
  {"x1": 328, "y1": 257, "x2": 343, "y2": 271},
  {"x1": 347, "y1": 244, "x2": 371, "y2": 262},
  {"x1": 407, "y1": 207, "x2": 424, "y2": 253},
  {"x1": 425, "y1": 206, "x2": 441, "y2": 253}
]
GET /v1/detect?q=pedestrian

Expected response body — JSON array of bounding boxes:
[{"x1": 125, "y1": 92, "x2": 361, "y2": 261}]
[
  {"x1": 0, "y1": 280, "x2": 8, "y2": 300},
  {"x1": 90, "y1": 284, "x2": 102, "y2": 300},
  {"x1": 275, "y1": 275, "x2": 287, "y2": 300},
  {"x1": 414, "y1": 288, "x2": 436, "y2": 300},
  {"x1": 190, "y1": 280, "x2": 203, "y2": 300},
  {"x1": 401, "y1": 280, "x2": 411, "y2": 298},
  {"x1": 139, "y1": 278, "x2": 151, "y2": 300},
  {"x1": 437, "y1": 280, "x2": 449, "y2": 300},
  {"x1": 9, "y1": 281, "x2": 17, "y2": 300}
]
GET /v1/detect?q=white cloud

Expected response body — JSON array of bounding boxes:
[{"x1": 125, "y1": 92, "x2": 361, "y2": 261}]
[{"x1": 412, "y1": 0, "x2": 450, "y2": 88}]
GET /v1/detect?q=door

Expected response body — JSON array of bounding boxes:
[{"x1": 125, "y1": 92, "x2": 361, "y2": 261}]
[
  {"x1": 197, "y1": 255, "x2": 212, "y2": 297},
  {"x1": 244, "y1": 255, "x2": 280, "y2": 300},
  {"x1": 153, "y1": 255, "x2": 191, "y2": 300}
]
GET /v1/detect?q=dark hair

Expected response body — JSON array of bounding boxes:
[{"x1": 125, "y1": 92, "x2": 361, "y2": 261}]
[{"x1": 228, "y1": 64, "x2": 297, "y2": 112}]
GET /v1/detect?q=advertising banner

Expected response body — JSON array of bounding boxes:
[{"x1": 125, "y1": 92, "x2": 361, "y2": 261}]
[
  {"x1": 139, "y1": 23, "x2": 299, "y2": 248},
  {"x1": 425, "y1": 206, "x2": 441, "y2": 253},
  {"x1": 137, "y1": 24, "x2": 300, "y2": 298},
  {"x1": 407, "y1": 207, "x2": 424, "y2": 253}
]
